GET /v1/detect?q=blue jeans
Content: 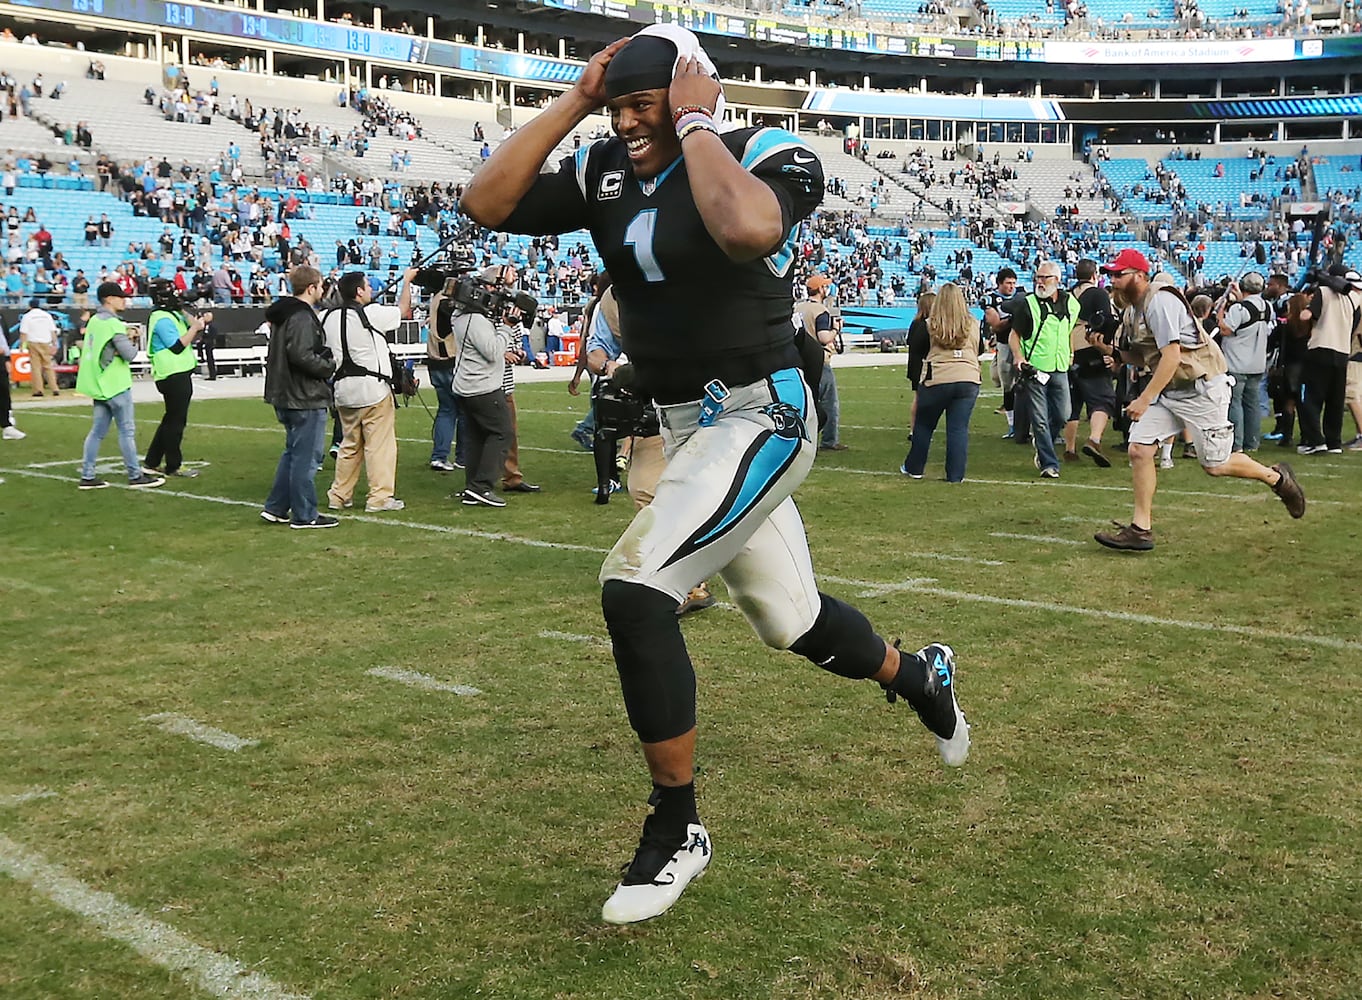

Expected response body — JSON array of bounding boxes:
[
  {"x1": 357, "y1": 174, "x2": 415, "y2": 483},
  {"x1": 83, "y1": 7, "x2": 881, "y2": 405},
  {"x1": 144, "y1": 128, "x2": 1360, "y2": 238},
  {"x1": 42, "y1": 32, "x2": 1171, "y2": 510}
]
[
  {"x1": 1023, "y1": 370, "x2": 1070, "y2": 473},
  {"x1": 264, "y1": 407, "x2": 327, "y2": 524},
  {"x1": 817, "y1": 365, "x2": 840, "y2": 446},
  {"x1": 81, "y1": 390, "x2": 141, "y2": 480},
  {"x1": 1227, "y1": 372, "x2": 1262, "y2": 451},
  {"x1": 904, "y1": 381, "x2": 980, "y2": 482},
  {"x1": 428, "y1": 367, "x2": 466, "y2": 466}
]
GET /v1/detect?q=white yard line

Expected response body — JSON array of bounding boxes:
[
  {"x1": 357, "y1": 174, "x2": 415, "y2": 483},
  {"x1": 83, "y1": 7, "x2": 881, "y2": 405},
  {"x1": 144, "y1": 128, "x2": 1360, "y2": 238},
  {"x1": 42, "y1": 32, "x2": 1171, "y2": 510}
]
[
  {"x1": 989, "y1": 532, "x2": 1086, "y2": 546},
  {"x1": 889, "y1": 581, "x2": 1362, "y2": 652},
  {"x1": 20, "y1": 411, "x2": 587, "y2": 457},
  {"x1": 0, "y1": 834, "x2": 309, "y2": 1000},
  {"x1": 816, "y1": 465, "x2": 1346, "y2": 505},
  {"x1": 0, "y1": 789, "x2": 57, "y2": 808},
  {"x1": 140, "y1": 714, "x2": 259, "y2": 752},
  {"x1": 538, "y1": 629, "x2": 605, "y2": 645},
  {"x1": 821, "y1": 574, "x2": 938, "y2": 597},
  {"x1": 366, "y1": 666, "x2": 481, "y2": 696},
  {"x1": 1, "y1": 467, "x2": 1352, "y2": 651}
]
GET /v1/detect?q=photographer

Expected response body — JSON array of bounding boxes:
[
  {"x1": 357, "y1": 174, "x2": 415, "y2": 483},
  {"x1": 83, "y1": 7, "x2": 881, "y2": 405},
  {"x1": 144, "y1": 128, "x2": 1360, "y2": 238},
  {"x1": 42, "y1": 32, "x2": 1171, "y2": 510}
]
[
  {"x1": 450, "y1": 265, "x2": 519, "y2": 508},
  {"x1": 1215, "y1": 271, "x2": 1270, "y2": 453},
  {"x1": 143, "y1": 280, "x2": 213, "y2": 479},
  {"x1": 1295, "y1": 264, "x2": 1362, "y2": 455},
  {"x1": 1008, "y1": 260, "x2": 1078, "y2": 479},
  {"x1": 1062, "y1": 259, "x2": 1119, "y2": 468},
  {"x1": 426, "y1": 275, "x2": 466, "y2": 473},
  {"x1": 322, "y1": 269, "x2": 417, "y2": 513}
]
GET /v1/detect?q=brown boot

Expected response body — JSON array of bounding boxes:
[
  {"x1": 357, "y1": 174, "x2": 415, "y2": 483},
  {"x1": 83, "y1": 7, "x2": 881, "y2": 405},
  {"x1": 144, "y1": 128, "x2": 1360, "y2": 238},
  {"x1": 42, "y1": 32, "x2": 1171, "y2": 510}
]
[
  {"x1": 1094, "y1": 521, "x2": 1154, "y2": 551},
  {"x1": 1270, "y1": 462, "x2": 1306, "y2": 519},
  {"x1": 676, "y1": 582, "x2": 717, "y2": 616}
]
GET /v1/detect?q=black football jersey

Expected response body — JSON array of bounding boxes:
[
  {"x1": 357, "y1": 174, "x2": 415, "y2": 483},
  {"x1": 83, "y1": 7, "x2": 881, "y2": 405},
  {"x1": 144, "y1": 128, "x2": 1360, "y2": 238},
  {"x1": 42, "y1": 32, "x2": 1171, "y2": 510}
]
[{"x1": 499, "y1": 127, "x2": 824, "y2": 403}]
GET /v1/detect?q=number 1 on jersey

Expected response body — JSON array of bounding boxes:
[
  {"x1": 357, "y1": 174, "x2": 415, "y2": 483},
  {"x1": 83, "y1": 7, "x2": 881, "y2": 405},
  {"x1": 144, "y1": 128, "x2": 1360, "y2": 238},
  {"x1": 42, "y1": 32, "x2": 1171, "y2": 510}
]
[{"x1": 624, "y1": 209, "x2": 665, "y2": 283}]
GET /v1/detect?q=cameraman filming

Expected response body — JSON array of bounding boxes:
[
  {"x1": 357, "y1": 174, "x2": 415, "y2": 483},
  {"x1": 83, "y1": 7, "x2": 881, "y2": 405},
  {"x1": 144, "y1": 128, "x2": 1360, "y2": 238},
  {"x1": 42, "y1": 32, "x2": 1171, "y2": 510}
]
[
  {"x1": 450, "y1": 265, "x2": 521, "y2": 508},
  {"x1": 143, "y1": 279, "x2": 213, "y2": 478},
  {"x1": 322, "y1": 268, "x2": 417, "y2": 513}
]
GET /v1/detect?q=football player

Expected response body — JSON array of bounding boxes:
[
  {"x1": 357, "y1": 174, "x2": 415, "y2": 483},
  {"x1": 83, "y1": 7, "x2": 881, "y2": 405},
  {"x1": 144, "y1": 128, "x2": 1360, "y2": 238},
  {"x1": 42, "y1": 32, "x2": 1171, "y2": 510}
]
[{"x1": 460, "y1": 25, "x2": 969, "y2": 925}]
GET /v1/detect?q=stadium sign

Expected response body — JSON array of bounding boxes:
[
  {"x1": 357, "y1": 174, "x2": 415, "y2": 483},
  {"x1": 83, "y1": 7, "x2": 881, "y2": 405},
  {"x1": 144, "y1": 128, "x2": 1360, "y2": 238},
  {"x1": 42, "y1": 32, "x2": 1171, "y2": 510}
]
[{"x1": 1043, "y1": 38, "x2": 1295, "y2": 64}]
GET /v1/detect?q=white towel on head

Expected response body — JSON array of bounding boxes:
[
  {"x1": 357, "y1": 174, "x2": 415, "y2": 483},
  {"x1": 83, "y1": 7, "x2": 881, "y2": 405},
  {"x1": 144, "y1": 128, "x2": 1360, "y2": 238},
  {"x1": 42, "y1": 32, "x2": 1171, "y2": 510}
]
[{"x1": 632, "y1": 23, "x2": 728, "y2": 125}]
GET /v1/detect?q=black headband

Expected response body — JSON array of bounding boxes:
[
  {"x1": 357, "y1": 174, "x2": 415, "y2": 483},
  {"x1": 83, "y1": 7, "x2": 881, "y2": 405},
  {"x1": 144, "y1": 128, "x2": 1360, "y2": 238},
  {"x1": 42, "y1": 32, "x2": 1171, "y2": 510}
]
[{"x1": 603, "y1": 36, "x2": 678, "y2": 100}]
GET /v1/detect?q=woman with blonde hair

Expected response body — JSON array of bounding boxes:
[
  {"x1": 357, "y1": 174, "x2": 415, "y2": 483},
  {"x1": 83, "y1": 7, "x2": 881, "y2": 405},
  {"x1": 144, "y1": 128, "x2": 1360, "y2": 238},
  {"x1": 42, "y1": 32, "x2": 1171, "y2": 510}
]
[{"x1": 900, "y1": 282, "x2": 981, "y2": 482}]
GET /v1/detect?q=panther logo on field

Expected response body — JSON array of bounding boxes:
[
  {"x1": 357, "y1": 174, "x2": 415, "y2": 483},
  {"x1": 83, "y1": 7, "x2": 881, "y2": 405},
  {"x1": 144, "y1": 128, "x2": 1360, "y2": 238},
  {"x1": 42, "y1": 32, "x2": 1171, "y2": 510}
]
[{"x1": 763, "y1": 402, "x2": 808, "y2": 442}]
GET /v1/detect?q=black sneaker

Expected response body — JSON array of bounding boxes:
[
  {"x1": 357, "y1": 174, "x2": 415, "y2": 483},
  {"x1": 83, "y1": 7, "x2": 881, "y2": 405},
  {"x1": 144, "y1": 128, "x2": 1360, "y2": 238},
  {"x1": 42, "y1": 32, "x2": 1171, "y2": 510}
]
[
  {"x1": 78, "y1": 477, "x2": 109, "y2": 490},
  {"x1": 291, "y1": 514, "x2": 340, "y2": 529},
  {"x1": 461, "y1": 488, "x2": 507, "y2": 508},
  {"x1": 601, "y1": 813, "x2": 712, "y2": 924},
  {"x1": 127, "y1": 473, "x2": 165, "y2": 488},
  {"x1": 882, "y1": 641, "x2": 970, "y2": 767}
]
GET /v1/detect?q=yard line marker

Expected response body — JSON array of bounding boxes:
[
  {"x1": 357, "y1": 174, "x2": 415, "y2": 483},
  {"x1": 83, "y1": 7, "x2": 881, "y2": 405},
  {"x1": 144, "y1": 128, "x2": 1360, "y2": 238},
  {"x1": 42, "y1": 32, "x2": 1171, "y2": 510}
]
[
  {"x1": 1, "y1": 467, "x2": 1353, "y2": 651},
  {"x1": 21, "y1": 412, "x2": 588, "y2": 456},
  {"x1": 813, "y1": 466, "x2": 1346, "y2": 505},
  {"x1": 141, "y1": 713, "x2": 259, "y2": 752},
  {"x1": 538, "y1": 629, "x2": 604, "y2": 645},
  {"x1": 0, "y1": 789, "x2": 57, "y2": 808},
  {"x1": 0, "y1": 468, "x2": 611, "y2": 554},
  {"x1": 891, "y1": 582, "x2": 1362, "y2": 651},
  {"x1": 366, "y1": 666, "x2": 481, "y2": 696},
  {"x1": 0, "y1": 834, "x2": 309, "y2": 1000},
  {"x1": 989, "y1": 531, "x2": 1086, "y2": 546},
  {"x1": 822, "y1": 574, "x2": 938, "y2": 597}
]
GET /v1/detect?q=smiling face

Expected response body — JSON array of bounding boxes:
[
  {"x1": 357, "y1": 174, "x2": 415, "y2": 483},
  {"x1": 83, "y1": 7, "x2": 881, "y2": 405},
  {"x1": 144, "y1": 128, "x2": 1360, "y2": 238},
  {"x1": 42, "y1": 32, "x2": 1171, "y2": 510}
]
[{"x1": 609, "y1": 88, "x2": 681, "y2": 181}]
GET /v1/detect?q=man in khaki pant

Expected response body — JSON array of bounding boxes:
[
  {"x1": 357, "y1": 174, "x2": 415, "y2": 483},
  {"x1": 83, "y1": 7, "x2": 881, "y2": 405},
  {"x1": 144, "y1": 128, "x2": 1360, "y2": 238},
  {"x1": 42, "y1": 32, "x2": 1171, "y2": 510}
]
[
  {"x1": 19, "y1": 300, "x2": 61, "y2": 397},
  {"x1": 322, "y1": 270, "x2": 415, "y2": 513}
]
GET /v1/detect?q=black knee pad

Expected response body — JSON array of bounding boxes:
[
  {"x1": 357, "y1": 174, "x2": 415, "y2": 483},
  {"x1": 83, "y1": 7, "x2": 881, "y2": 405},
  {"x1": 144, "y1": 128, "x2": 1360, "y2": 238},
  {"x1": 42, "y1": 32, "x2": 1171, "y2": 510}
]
[
  {"x1": 601, "y1": 580, "x2": 696, "y2": 744},
  {"x1": 788, "y1": 593, "x2": 885, "y2": 680}
]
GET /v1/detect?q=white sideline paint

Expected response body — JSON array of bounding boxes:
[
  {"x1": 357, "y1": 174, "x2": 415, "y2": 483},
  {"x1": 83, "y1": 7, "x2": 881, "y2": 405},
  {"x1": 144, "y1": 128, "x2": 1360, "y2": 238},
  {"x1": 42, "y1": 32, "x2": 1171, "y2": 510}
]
[
  {"x1": 888, "y1": 581, "x2": 1362, "y2": 651},
  {"x1": 819, "y1": 465, "x2": 1346, "y2": 505},
  {"x1": 366, "y1": 666, "x2": 481, "y2": 696},
  {"x1": 0, "y1": 834, "x2": 309, "y2": 1000},
  {"x1": 822, "y1": 574, "x2": 938, "y2": 597},
  {"x1": 989, "y1": 532, "x2": 1086, "y2": 547},
  {"x1": 0, "y1": 789, "x2": 57, "y2": 808},
  {"x1": 539, "y1": 629, "x2": 604, "y2": 645},
  {"x1": 23, "y1": 411, "x2": 589, "y2": 458},
  {"x1": 141, "y1": 714, "x2": 259, "y2": 752},
  {"x1": 0, "y1": 468, "x2": 1353, "y2": 651}
]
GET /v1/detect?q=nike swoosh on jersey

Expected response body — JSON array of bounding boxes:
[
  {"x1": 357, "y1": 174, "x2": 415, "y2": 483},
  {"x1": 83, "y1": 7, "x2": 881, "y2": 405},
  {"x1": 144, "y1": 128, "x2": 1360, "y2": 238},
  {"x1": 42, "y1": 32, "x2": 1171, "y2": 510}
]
[{"x1": 792, "y1": 152, "x2": 816, "y2": 164}]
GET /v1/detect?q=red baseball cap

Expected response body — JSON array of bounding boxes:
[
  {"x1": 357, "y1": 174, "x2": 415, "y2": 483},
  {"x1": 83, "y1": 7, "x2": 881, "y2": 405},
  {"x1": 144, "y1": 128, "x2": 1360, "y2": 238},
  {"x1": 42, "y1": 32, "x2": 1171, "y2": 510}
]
[{"x1": 1101, "y1": 248, "x2": 1151, "y2": 274}]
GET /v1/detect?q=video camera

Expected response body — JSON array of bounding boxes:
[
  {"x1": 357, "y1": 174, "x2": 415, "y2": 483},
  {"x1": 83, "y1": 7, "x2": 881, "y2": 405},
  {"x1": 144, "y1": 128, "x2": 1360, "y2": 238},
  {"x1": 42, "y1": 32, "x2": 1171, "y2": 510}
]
[{"x1": 404, "y1": 239, "x2": 538, "y2": 328}]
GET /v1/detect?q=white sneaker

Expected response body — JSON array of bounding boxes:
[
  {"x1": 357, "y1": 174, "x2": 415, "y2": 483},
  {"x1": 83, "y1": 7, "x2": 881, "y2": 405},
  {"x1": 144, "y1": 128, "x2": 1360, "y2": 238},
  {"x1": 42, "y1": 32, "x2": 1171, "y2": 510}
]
[
  {"x1": 365, "y1": 498, "x2": 406, "y2": 512},
  {"x1": 429, "y1": 459, "x2": 455, "y2": 472},
  {"x1": 601, "y1": 821, "x2": 712, "y2": 924},
  {"x1": 2, "y1": 425, "x2": 25, "y2": 440},
  {"x1": 1159, "y1": 456, "x2": 1175, "y2": 469}
]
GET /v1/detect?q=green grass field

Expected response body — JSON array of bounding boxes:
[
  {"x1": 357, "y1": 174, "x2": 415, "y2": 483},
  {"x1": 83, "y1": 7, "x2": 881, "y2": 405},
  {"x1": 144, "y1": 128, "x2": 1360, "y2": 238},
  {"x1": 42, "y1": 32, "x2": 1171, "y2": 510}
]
[{"x1": 2, "y1": 366, "x2": 1359, "y2": 1000}]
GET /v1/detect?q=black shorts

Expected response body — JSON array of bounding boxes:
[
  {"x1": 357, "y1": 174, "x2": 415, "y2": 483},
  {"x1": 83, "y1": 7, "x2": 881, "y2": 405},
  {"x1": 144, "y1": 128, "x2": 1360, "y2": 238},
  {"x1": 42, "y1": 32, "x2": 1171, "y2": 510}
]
[{"x1": 1069, "y1": 372, "x2": 1117, "y2": 420}]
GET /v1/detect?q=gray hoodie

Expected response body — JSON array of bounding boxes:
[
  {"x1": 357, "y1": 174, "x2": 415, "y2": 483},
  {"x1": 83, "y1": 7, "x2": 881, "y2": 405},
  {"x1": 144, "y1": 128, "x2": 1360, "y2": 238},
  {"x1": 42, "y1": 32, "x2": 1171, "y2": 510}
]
[{"x1": 450, "y1": 311, "x2": 512, "y2": 397}]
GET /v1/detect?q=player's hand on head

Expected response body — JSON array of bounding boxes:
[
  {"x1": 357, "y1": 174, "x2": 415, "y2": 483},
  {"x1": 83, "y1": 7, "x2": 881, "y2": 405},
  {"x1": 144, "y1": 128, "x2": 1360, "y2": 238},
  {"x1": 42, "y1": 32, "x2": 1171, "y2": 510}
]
[
  {"x1": 576, "y1": 38, "x2": 630, "y2": 108},
  {"x1": 669, "y1": 56, "x2": 720, "y2": 117}
]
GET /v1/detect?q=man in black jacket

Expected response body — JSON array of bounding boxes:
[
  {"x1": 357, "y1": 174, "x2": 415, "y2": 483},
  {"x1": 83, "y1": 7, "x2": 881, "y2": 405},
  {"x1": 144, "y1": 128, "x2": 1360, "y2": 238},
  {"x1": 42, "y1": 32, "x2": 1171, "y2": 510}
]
[{"x1": 260, "y1": 265, "x2": 339, "y2": 528}]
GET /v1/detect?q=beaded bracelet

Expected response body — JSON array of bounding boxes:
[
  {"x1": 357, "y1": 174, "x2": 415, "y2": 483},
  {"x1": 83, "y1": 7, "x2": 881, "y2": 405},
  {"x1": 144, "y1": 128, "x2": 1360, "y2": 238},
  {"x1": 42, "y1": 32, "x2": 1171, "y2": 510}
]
[
  {"x1": 675, "y1": 111, "x2": 717, "y2": 137},
  {"x1": 671, "y1": 104, "x2": 712, "y2": 126},
  {"x1": 677, "y1": 119, "x2": 719, "y2": 142}
]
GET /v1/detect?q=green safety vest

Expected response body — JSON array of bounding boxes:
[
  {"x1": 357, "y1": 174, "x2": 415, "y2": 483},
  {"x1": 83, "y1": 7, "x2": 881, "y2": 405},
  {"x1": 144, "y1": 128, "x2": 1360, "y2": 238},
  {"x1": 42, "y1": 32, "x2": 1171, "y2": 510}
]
[
  {"x1": 148, "y1": 309, "x2": 196, "y2": 380},
  {"x1": 76, "y1": 314, "x2": 133, "y2": 400},
  {"x1": 1020, "y1": 292, "x2": 1079, "y2": 373}
]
